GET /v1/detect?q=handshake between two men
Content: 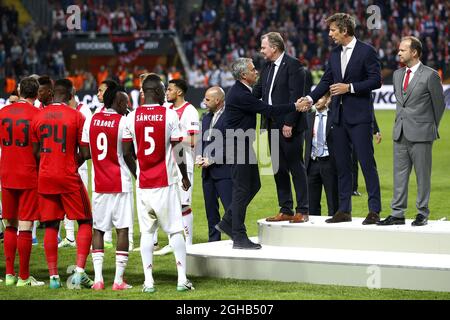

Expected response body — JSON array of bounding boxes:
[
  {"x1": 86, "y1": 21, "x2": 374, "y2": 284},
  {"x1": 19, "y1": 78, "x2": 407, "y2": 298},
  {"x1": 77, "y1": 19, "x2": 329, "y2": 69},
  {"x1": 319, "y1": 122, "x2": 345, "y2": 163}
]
[{"x1": 295, "y1": 82, "x2": 350, "y2": 112}]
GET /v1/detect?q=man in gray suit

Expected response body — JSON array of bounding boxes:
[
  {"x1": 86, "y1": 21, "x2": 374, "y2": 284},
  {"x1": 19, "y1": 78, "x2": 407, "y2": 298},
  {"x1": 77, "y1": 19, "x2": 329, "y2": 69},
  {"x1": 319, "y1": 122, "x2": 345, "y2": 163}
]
[{"x1": 378, "y1": 36, "x2": 445, "y2": 227}]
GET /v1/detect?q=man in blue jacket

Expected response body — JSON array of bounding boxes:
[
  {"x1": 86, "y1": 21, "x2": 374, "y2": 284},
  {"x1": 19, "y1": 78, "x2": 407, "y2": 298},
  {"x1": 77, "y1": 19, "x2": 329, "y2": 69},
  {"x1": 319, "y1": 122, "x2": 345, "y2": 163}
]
[{"x1": 305, "y1": 13, "x2": 382, "y2": 224}]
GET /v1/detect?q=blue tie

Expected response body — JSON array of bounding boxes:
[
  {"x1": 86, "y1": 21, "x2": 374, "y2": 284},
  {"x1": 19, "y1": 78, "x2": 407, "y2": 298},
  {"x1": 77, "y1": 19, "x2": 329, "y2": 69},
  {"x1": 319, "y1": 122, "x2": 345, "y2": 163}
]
[{"x1": 316, "y1": 113, "x2": 325, "y2": 157}]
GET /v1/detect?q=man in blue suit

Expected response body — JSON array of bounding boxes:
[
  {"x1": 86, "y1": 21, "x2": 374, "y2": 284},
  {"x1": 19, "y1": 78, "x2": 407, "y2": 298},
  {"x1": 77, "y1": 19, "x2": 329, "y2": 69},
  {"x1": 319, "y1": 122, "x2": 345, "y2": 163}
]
[
  {"x1": 215, "y1": 58, "x2": 309, "y2": 249},
  {"x1": 197, "y1": 86, "x2": 232, "y2": 242},
  {"x1": 305, "y1": 13, "x2": 382, "y2": 224}
]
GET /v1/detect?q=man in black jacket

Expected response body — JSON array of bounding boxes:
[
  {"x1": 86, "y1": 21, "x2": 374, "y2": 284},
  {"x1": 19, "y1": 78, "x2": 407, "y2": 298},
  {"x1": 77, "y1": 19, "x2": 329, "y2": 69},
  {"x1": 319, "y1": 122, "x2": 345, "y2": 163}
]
[
  {"x1": 253, "y1": 32, "x2": 309, "y2": 224},
  {"x1": 215, "y1": 58, "x2": 309, "y2": 250},
  {"x1": 197, "y1": 86, "x2": 232, "y2": 242}
]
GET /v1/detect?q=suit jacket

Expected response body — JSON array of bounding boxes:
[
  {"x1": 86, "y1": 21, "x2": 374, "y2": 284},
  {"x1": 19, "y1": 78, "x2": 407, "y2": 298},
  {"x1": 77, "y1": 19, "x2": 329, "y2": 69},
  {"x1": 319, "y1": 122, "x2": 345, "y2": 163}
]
[
  {"x1": 253, "y1": 53, "x2": 306, "y2": 132},
  {"x1": 304, "y1": 111, "x2": 333, "y2": 171},
  {"x1": 309, "y1": 39, "x2": 382, "y2": 125},
  {"x1": 200, "y1": 109, "x2": 232, "y2": 180},
  {"x1": 392, "y1": 63, "x2": 445, "y2": 142},
  {"x1": 224, "y1": 80, "x2": 296, "y2": 163}
]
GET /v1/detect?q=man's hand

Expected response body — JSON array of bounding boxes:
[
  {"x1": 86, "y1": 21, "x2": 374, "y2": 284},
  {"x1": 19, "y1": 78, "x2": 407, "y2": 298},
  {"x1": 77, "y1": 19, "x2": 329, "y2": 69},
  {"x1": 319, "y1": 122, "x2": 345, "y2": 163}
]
[
  {"x1": 282, "y1": 125, "x2": 293, "y2": 138},
  {"x1": 195, "y1": 155, "x2": 204, "y2": 167},
  {"x1": 374, "y1": 132, "x2": 382, "y2": 144},
  {"x1": 181, "y1": 176, "x2": 191, "y2": 191},
  {"x1": 295, "y1": 97, "x2": 312, "y2": 112},
  {"x1": 330, "y1": 83, "x2": 350, "y2": 96}
]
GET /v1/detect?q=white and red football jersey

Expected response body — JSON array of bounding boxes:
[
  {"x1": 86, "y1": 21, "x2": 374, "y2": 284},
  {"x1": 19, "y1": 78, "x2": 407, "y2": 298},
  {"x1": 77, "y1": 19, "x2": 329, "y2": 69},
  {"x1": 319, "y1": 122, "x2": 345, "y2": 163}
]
[
  {"x1": 77, "y1": 103, "x2": 92, "y2": 176},
  {"x1": 123, "y1": 104, "x2": 182, "y2": 189},
  {"x1": 81, "y1": 108, "x2": 133, "y2": 193},
  {"x1": 169, "y1": 102, "x2": 199, "y2": 173}
]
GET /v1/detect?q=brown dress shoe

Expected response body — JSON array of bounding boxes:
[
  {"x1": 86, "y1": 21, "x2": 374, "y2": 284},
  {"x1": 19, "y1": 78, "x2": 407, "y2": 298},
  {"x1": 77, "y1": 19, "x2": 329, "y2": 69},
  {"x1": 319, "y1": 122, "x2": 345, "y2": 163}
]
[
  {"x1": 290, "y1": 213, "x2": 309, "y2": 223},
  {"x1": 362, "y1": 211, "x2": 380, "y2": 225},
  {"x1": 266, "y1": 213, "x2": 294, "y2": 222},
  {"x1": 325, "y1": 211, "x2": 352, "y2": 223}
]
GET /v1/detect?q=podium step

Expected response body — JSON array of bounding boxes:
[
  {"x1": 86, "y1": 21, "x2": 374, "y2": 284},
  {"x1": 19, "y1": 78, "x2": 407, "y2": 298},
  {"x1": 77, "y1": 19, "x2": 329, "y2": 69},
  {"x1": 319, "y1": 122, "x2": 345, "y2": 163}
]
[
  {"x1": 187, "y1": 239, "x2": 450, "y2": 292},
  {"x1": 258, "y1": 216, "x2": 450, "y2": 254}
]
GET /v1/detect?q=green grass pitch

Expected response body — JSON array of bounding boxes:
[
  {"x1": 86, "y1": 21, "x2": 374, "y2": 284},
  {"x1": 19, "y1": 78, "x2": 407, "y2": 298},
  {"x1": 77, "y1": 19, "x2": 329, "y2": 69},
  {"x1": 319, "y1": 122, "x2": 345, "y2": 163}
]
[{"x1": 1, "y1": 110, "x2": 450, "y2": 299}]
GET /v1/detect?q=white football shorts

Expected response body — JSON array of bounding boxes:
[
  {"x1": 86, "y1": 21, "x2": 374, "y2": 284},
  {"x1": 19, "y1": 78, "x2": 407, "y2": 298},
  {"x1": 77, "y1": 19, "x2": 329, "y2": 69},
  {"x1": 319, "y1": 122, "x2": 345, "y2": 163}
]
[
  {"x1": 136, "y1": 184, "x2": 183, "y2": 235},
  {"x1": 92, "y1": 192, "x2": 133, "y2": 232}
]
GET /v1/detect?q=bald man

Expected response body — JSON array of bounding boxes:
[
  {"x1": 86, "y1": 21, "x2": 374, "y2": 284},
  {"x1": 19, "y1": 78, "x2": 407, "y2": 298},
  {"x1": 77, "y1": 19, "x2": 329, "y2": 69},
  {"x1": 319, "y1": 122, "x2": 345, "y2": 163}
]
[{"x1": 197, "y1": 87, "x2": 232, "y2": 242}]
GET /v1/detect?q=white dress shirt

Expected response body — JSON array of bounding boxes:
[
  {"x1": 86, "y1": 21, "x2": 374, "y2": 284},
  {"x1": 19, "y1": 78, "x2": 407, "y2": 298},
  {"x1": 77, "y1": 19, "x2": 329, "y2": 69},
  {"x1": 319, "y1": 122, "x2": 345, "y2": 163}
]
[
  {"x1": 268, "y1": 52, "x2": 285, "y2": 105},
  {"x1": 312, "y1": 109, "x2": 329, "y2": 159},
  {"x1": 402, "y1": 61, "x2": 421, "y2": 89},
  {"x1": 342, "y1": 37, "x2": 357, "y2": 93}
]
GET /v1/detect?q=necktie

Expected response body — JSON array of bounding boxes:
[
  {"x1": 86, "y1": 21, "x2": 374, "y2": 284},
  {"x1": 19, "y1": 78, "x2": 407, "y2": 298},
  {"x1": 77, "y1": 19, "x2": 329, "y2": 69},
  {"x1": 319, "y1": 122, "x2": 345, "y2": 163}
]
[
  {"x1": 341, "y1": 47, "x2": 349, "y2": 78},
  {"x1": 316, "y1": 113, "x2": 325, "y2": 158},
  {"x1": 403, "y1": 69, "x2": 412, "y2": 93},
  {"x1": 264, "y1": 62, "x2": 275, "y2": 103}
]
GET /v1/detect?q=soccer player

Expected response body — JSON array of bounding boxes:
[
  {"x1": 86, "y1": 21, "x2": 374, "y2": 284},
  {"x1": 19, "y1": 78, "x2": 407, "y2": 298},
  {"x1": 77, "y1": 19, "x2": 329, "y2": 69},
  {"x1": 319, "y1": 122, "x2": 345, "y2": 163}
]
[
  {"x1": 80, "y1": 87, "x2": 134, "y2": 290},
  {"x1": 57, "y1": 88, "x2": 92, "y2": 249},
  {"x1": 96, "y1": 79, "x2": 135, "y2": 250},
  {"x1": 123, "y1": 74, "x2": 194, "y2": 292},
  {"x1": 31, "y1": 79, "x2": 93, "y2": 289},
  {"x1": 0, "y1": 77, "x2": 45, "y2": 287},
  {"x1": 36, "y1": 75, "x2": 54, "y2": 109},
  {"x1": 154, "y1": 79, "x2": 199, "y2": 256}
]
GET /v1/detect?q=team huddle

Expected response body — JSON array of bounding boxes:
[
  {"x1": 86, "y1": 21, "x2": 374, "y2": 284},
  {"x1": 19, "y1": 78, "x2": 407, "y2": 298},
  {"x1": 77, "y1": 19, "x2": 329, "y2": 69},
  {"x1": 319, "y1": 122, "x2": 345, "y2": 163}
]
[{"x1": 0, "y1": 74, "x2": 199, "y2": 293}]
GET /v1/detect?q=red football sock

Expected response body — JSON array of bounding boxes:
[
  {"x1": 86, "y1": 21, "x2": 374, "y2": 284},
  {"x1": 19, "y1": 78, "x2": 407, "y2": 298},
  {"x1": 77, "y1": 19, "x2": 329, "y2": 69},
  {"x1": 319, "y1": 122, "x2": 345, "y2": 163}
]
[
  {"x1": 4, "y1": 227, "x2": 18, "y2": 275},
  {"x1": 17, "y1": 230, "x2": 32, "y2": 280},
  {"x1": 44, "y1": 227, "x2": 59, "y2": 276},
  {"x1": 76, "y1": 223, "x2": 92, "y2": 269}
]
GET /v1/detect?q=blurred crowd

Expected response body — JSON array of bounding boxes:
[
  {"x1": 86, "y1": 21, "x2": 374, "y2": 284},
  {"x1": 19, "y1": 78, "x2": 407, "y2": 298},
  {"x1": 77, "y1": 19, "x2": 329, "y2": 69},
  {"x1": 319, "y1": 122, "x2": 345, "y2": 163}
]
[{"x1": 1, "y1": 0, "x2": 449, "y2": 94}]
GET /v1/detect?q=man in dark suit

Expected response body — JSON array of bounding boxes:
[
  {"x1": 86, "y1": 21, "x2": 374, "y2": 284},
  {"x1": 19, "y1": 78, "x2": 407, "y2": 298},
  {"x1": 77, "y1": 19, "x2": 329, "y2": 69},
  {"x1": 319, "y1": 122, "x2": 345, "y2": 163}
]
[
  {"x1": 197, "y1": 86, "x2": 232, "y2": 242},
  {"x1": 215, "y1": 58, "x2": 309, "y2": 249},
  {"x1": 304, "y1": 13, "x2": 382, "y2": 224},
  {"x1": 305, "y1": 92, "x2": 339, "y2": 216},
  {"x1": 351, "y1": 115, "x2": 382, "y2": 196},
  {"x1": 253, "y1": 32, "x2": 309, "y2": 224}
]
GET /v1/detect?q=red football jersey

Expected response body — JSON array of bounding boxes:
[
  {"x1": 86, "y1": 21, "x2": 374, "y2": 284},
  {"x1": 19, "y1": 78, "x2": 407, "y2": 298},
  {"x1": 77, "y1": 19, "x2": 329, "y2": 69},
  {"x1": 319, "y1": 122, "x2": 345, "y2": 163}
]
[
  {"x1": 123, "y1": 104, "x2": 182, "y2": 189},
  {"x1": 81, "y1": 109, "x2": 132, "y2": 193},
  {"x1": 0, "y1": 101, "x2": 40, "y2": 189},
  {"x1": 31, "y1": 103, "x2": 86, "y2": 194}
]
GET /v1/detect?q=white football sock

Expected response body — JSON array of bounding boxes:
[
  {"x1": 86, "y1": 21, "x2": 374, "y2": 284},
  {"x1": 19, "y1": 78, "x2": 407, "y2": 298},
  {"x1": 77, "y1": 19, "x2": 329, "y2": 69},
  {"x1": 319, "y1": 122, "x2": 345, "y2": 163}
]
[
  {"x1": 64, "y1": 217, "x2": 75, "y2": 242},
  {"x1": 92, "y1": 251, "x2": 104, "y2": 283},
  {"x1": 104, "y1": 230, "x2": 113, "y2": 242},
  {"x1": 182, "y1": 211, "x2": 194, "y2": 246},
  {"x1": 153, "y1": 228, "x2": 159, "y2": 245},
  {"x1": 169, "y1": 232, "x2": 187, "y2": 285},
  {"x1": 114, "y1": 251, "x2": 128, "y2": 285},
  {"x1": 140, "y1": 232, "x2": 154, "y2": 287},
  {"x1": 32, "y1": 221, "x2": 37, "y2": 239}
]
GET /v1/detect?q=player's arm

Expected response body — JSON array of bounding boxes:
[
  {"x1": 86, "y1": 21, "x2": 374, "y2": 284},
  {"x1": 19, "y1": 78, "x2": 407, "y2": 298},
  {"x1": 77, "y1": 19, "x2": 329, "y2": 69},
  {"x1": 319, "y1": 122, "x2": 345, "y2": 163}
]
[
  {"x1": 80, "y1": 145, "x2": 91, "y2": 161},
  {"x1": 172, "y1": 140, "x2": 191, "y2": 191},
  {"x1": 183, "y1": 133, "x2": 198, "y2": 148},
  {"x1": 123, "y1": 141, "x2": 137, "y2": 179},
  {"x1": 32, "y1": 142, "x2": 40, "y2": 166}
]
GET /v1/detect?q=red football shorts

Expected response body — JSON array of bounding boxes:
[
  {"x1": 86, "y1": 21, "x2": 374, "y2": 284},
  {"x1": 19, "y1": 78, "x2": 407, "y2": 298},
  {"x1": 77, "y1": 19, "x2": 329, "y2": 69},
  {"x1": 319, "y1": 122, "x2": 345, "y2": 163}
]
[
  {"x1": 1, "y1": 188, "x2": 39, "y2": 221},
  {"x1": 39, "y1": 186, "x2": 92, "y2": 222}
]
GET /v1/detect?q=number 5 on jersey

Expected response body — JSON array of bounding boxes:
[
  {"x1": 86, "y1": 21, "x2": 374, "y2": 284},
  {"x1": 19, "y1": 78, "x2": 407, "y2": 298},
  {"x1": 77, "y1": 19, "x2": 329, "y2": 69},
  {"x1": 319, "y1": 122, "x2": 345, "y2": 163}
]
[{"x1": 145, "y1": 126, "x2": 155, "y2": 156}]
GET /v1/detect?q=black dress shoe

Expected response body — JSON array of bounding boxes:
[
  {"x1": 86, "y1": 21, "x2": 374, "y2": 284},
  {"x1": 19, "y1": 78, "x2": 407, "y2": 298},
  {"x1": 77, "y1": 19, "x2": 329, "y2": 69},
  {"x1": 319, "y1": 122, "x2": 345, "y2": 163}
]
[
  {"x1": 326, "y1": 211, "x2": 352, "y2": 223},
  {"x1": 233, "y1": 238, "x2": 262, "y2": 250},
  {"x1": 376, "y1": 215, "x2": 405, "y2": 226},
  {"x1": 215, "y1": 221, "x2": 233, "y2": 238},
  {"x1": 362, "y1": 211, "x2": 380, "y2": 225},
  {"x1": 412, "y1": 214, "x2": 428, "y2": 226},
  {"x1": 352, "y1": 191, "x2": 362, "y2": 196}
]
